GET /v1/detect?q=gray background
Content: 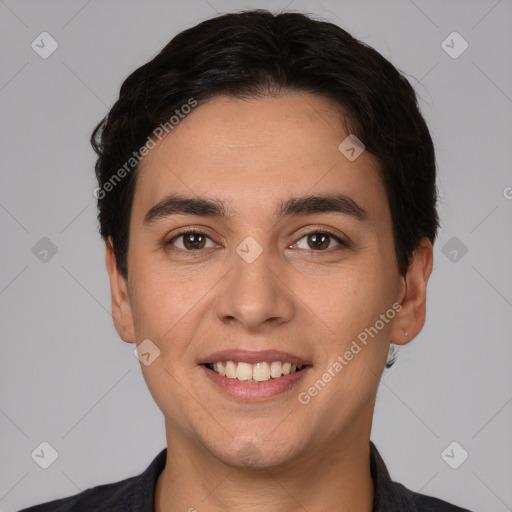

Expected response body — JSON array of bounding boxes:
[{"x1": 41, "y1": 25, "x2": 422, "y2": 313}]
[{"x1": 1, "y1": 0, "x2": 511, "y2": 511}]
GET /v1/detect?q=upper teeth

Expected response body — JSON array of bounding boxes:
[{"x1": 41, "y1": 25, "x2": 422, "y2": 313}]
[{"x1": 210, "y1": 361, "x2": 303, "y2": 382}]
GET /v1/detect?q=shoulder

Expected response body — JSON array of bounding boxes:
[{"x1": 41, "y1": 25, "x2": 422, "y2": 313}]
[
  {"x1": 18, "y1": 448, "x2": 167, "y2": 512},
  {"x1": 370, "y1": 442, "x2": 473, "y2": 512},
  {"x1": 17, "y1": 478, "x2": 134, "y2": 512},
  {"x1": 395, "y1": 481, "x2": 473, "y2": 512}
]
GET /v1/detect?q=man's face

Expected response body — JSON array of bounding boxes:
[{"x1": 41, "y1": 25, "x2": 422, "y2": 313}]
[{"x1": 113, "y1": 93, "x2": 408, "y2": 468}]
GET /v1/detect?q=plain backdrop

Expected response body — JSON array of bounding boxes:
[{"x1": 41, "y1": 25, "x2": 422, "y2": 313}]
[{"x1": 1, "y1": 1, "x2": 511, "y2": 511}]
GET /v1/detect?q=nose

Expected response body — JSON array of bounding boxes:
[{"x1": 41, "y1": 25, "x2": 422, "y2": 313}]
[{"x1": 214, "y1": 244, "x2": 295, "y2": 333}]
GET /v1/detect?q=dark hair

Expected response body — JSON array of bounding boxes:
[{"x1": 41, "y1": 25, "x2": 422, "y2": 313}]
[{"x1": 91, "y1": 9, "x2": 439, "y2": 280}]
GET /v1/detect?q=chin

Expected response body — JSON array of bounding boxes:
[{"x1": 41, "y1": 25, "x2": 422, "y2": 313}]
[{"x1": 217, "y1": 443, "x2": 299, "y2": 470}]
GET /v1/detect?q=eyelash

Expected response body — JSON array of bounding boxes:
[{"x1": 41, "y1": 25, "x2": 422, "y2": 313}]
[{"x1": 164, "y1": 227, "x2": 350, "y2": 255}]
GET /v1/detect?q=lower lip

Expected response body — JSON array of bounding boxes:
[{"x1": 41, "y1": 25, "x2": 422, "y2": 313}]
[{"x1": 200, "y1": 365, "x2": 311, "y2": 401}]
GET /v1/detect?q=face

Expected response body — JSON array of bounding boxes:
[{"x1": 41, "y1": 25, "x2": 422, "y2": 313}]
[{"x1": 106, "y1": 93, "x2": 432, "y2": 470}]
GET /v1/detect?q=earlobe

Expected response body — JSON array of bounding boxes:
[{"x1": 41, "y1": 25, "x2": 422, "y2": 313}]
[
  {"x1": 105, "y1": 237, "x2": 136, "y2": 343},
  {"x1": 391, "y1": 237, "x2": 434, "y2": 345}
]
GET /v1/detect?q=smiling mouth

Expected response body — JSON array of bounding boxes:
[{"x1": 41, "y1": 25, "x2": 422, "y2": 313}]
[{"x1": 204, "y1": 361, "x2": 308, "y2": 382}]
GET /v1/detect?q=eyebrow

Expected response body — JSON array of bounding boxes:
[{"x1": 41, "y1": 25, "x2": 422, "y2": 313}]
[{"x1": 143, "y1": 193, "x2": 368, "y2": 225}]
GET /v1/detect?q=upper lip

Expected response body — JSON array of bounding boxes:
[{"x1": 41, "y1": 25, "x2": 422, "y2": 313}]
[{"x1": 200, "y1": 349, "x2": 311, "y2": 366}]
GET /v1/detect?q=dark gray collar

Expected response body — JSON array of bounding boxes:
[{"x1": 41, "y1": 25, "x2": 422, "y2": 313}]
[{"x1": 115, "y1": 442, "x2": 467, "y2": 511}]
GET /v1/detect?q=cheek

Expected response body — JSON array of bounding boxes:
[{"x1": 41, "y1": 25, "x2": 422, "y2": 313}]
[
  {"x1": 302, "y1": 261, "x2": 398, "y2": 390},
  {"x1": 128, "y1": 258, "x2": 222, "y2": 374},
  {"x1": 305, "y1": 265, "x2": 396, "y2": 417},
  {"x1": 299, "y1": 259, "x2": 394, "y2": 334},
  {"x1": 128, "y1": 267, "x2": 195, "y2": 346},
  {"x1": 130, "y1": 270, "x2": 204, "y2": 415}
]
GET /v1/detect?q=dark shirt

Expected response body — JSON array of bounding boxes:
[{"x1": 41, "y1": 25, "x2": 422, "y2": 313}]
[{"x1": 19, "y1": 442, "x2": 472, "y2": 511}]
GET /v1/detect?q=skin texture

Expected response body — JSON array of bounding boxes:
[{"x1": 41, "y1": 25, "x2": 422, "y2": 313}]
[{"x1": 105, "y1": 93, "x2": 433, "y2": 512}]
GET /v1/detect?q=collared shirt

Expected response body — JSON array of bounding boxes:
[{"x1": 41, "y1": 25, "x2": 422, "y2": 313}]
[{"x1": 19, "y1": 442, "x2": 472, "y2": 511}]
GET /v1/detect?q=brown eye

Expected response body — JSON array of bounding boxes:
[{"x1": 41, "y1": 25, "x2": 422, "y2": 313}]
[
  {"x1": 182, "y1": 233, "x2": 206, "y2": 250},
  {"x1": 307, "y1": 233, "x2": 331, "y2": 250},
  {"x1": 167, "y1": 231, "x2": 215, "y2": 251},
  {"x1": 294, "y1": 231, "x2": 345, "y2": 251}
]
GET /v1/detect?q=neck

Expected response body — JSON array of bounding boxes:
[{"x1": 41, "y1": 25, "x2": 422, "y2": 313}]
[{"x1": 155, "y1": 422, "x2": 374, "y2": 512}]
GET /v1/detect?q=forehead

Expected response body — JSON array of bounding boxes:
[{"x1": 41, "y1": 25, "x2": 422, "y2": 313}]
[{"x1": 132, "y1": 93, "x2": 387, "y2": 224}]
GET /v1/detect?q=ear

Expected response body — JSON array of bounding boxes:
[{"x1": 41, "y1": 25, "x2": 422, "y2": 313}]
[
  {"x1": 391, "y1": 237, "x2": 434, "y2": 345},
  {"x1": 105, "y1": 237, "x2": 136, "y2": 343}
]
